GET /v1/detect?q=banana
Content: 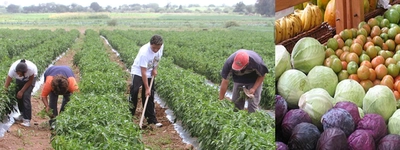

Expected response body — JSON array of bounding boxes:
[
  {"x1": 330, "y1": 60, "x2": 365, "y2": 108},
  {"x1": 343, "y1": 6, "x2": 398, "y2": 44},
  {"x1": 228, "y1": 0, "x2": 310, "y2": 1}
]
[
  {"x1": 288, "y1": 14, "x2": 297, "y2": 36},
  {"x1": 280, "y1": 17, "x2": 287, "y2": 41},
  {"x1": 315, "y1": 5, "x2": 323, "y2": 26},
  {"x1": 275, "y1": 20, "x2": 282, "y2": 43},
  {"x1": 293, "y1": 9, "x2": 303, "y2": 33},
  {"x1": 302, "y1": 3, "x2": 312, "y2": 31},
  {"x1": 286, "y1": 16, "x2": 294, "y2": 39},
  {"x1": 310, "y1": 5, "x2": 316, "y2": 28},
  {"x1": 294, "y1": 9, "x2": 303, "y2": 19},
  {"x1": 292, "y1": 14, "x2": 303, "y2": 35},
  {"x1": 312, "y1": 5, "x2": 322, "y2": 28}
]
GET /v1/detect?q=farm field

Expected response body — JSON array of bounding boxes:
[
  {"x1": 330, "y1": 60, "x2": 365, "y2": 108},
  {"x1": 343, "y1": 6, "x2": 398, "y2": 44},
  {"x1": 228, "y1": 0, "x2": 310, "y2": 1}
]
[{"x1": 0, "y1": 12, "x2": 274, "y2": 149}]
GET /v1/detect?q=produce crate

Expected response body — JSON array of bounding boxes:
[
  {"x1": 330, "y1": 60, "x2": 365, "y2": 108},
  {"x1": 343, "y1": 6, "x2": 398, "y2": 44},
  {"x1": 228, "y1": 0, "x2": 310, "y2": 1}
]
[{"x1": 278, "y1": 22, "x2": 336, "y2": 54}]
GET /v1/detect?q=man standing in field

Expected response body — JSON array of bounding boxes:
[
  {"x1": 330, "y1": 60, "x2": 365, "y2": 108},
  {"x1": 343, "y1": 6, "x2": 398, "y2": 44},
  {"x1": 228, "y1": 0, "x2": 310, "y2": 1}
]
[
  {"x1": 40, "y1": 65, "x2": 78, "y2": 129},
  {"x1": 129, "y1": 34, "x2": 164, "y2": 127},
  {"x1": 219, "y1": 49, "x2": 268, "y2": 113},
  {"x1": 4, "y1": 59, "x2": 38, "y2": 127}
]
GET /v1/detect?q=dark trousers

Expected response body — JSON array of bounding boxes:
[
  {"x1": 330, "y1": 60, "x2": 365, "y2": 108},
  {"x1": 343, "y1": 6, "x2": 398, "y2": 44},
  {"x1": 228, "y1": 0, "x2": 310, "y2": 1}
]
[
  {"x1": 15, "y1": 78, "x2": 35, "y2": 120},
  {"x1": 48, "y1": 91, "x2": 71, "y2": 126},
  {"x1": 129, "y1": 75, "x2": 158, "y2": 124}
]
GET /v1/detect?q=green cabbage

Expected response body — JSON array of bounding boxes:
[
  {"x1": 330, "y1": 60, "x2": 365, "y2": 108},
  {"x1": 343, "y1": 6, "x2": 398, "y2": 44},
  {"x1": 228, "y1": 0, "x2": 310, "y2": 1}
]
[
  {"x1": 388, "y1": 109, "x2": 400, "y2": 135},
  {"x1": 275, "y1": 45, "x2": 291, "y2": 81},
  {"x1": 363, "y1": 85, "x2": 396, "y2": 123},
  {"x1": 334, "y1": 79, "x2": 365, "y2": 107},
  {"x1": 358, "y1": 107, "x2": 364, "y2": 119},
  {"x1": 298, "y1": 88, "x2": 334, "y2": 129},
  {"x1": 307, "y1": 66, "x2": 338, "y2": 96},
  {"x1": 291, "y1": 37, "x2": 325, "y2": 74},
  {"x1": 277, "y1": 69, "x2": 311, "y2": 108}
]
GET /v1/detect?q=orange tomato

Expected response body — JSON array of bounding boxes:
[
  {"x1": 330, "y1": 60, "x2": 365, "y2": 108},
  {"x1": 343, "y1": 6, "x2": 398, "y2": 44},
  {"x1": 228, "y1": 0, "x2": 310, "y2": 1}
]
[
  {"x1": 357, "y1": 65, "x2": 371, "y2": 80},
  {"x1": 360, "y1": 60, "x2": 373, "y2": 68},
  {"x1": 375, "y1": 64, "x2": 388, "y2": 80},
  {"x1": 394, "y1": 80, "x2": 400, "y2": 91},
  {"x1": 364, "y1": 41, "x2": 375, "y2": 50},
  {"x1": 335, "y1": 49, "x2": 344, "y2": 57},
  {"x1": 381, "y1": 75, "x2": 394, "y2": 90},
  {"x1": 346, "y1": 52, "x2": 360, "y2": 64},
  {"x1": 340, "y1": 51, "x2": 350, "y2": 61},
  {"x1": 349, "y1": 74, "x2": 361, "y2": 83},
  {"x1": 371, "y1": 56, "x2": 385, "y2": 69},
  {"x1": 360, "y1": 80, "x2": 374, "y2": 92},
  {"x1": 394, "y1": 91, "x2": 400, "y2": 100},
  {"x1": 369, "y1": 68, "x2": 377, "y2": 81},
  {"x1": 341, "y1": 61, "x2": 348, "y2": 70}
]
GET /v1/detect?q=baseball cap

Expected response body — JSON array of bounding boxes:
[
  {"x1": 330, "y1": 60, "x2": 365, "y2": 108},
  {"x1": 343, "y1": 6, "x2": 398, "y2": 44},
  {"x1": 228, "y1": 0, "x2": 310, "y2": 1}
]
[{"x1": 232, "y1": 51, "x2": 249, "y2": 71}]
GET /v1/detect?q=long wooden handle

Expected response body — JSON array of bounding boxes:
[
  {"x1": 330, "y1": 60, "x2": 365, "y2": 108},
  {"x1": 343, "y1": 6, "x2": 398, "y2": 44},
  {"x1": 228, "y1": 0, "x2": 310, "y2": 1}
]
[{"x1": 139, "y1": 76, "x2": 155, "y2": 129}]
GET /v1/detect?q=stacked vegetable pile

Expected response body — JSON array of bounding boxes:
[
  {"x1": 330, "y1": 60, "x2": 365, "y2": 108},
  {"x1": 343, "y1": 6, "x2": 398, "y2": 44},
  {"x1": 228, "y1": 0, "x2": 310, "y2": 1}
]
[{"x1": 275, "y1": 4, "x2": 400, "y2": 149}]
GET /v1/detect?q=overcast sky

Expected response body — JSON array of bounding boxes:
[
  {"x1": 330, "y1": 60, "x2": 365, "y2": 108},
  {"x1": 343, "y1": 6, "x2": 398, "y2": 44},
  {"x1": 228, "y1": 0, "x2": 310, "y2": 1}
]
[{"x1": 3, "y1": 0, "x2": 257, "y2": 7}]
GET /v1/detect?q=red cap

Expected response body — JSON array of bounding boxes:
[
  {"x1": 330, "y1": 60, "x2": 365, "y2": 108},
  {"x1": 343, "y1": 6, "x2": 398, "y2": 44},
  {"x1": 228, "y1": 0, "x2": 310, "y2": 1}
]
[{"x1": 232, "y1": 51, "x2": 249, "y2": 71}]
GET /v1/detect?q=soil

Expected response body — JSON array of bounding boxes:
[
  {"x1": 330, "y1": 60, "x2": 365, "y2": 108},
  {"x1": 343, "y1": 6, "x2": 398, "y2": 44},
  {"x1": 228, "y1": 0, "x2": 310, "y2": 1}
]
[{"x1": 0, "y1": 31, "x2": 193, "y2": 150}]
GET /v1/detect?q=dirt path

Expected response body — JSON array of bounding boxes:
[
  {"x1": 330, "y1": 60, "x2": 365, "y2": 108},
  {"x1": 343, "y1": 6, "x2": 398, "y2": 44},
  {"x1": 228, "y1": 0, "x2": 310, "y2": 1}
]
[
  {"x1": 0, "y1": 32, "x2": 193, "y2": 150},
  {"x1": 0, "y1": 38, "x2": 81, "y2": 150}
]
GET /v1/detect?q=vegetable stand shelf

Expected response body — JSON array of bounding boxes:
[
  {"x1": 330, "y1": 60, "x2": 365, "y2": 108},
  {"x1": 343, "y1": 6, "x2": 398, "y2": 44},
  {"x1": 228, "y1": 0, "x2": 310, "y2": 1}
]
[
  {"x1": 278, "y1": 22, "x2": 336, "y2": 54},
  {"x1": 275, "y1": 0, "x2": 337, "y2": 53}
]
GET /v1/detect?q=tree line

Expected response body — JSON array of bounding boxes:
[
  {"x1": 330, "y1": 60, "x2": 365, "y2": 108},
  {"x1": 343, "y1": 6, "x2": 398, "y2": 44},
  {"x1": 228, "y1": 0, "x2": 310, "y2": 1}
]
[{"x1": 3, "y1": 0, "x2": 273, "y2": 16}]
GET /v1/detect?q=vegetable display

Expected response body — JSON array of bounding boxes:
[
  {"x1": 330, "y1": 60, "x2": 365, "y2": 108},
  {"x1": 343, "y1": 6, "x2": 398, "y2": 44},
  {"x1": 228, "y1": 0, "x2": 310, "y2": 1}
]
[{"x1": 276, "y1": 4, "x2": 400, "y2": 149}]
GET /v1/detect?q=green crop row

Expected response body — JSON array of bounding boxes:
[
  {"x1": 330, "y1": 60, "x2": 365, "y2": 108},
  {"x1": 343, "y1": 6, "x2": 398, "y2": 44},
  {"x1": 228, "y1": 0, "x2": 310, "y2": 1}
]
[
  {"x1": 0, "y1": 29, "x2": 61, "y2": 61},
  {"x1": 98, "y1": 30, "x2": 274, "y2": 149},
  {"x1": 0, "y1": 29, "x2": 79, "y2": 117},
  {"x1": 156, "y1": 57, "x2": 275, "y2": 149},
  {"x1": 99, "y1": 29, "x2": 275, "y2": 109},
  {"x1": 51, "y1": 29, "x2": 144, "y2": 149}
]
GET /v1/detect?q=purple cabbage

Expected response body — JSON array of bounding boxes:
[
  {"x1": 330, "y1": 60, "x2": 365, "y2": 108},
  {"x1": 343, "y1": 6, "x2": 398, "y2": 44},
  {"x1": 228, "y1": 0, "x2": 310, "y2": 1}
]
[
  {"x1": 276, "y1": 141, "x2": 289, "y2": 150},
  {"x1": 321, "y1": 108, "x2": 355, "y2": 137},
  {"x1": 281, "y1": 109, "x2": 312, "y2": 140},
  {"x1": 334, "y1": 101, "x2": 361, "y2": 125},
  {"x1": 357, "y1": 114, "x2": 388, "y2": 143},
  {"x1": 316, "y1": 128, "x2": 349, "y2": 150},
  {"x1": 276, "y1": 95, "x2": 288, "y2": 126},
  {"x1": 288, "y1": 122, "x2": 321, "y2": 150},
  {"x1": 348, "y1": 129, "x2": 376, "y2": 150},
  {"x1": 377, "y1": 134, "x2": 400, "y2": 150}
]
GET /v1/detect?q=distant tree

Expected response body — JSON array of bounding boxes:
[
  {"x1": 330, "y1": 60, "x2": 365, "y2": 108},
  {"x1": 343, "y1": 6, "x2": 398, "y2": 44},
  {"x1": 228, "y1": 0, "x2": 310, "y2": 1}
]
[
  {"x1": 188, "y1": 4, "x2": 200, "y2": 7},
  {"x1": 130, "y1": 4, "x2": 141, "y2": 11},
  {"x1": 22, "y1": 5, "x2": 39, "y2": 13},
  {"x1": 105, "y1": 5, "x2": 112, "y2": 12},
  {"x1": 144, "y1": 3, "x2": 159, "y2": 9},
  {"x1": 90, "y1": 2, "x2": 102, "y2": 12},
  {"x1": 6, "y1": 4, "x2": 20, "y2": 13},
  {"x1": 255, "y1": 0, "x2": 273, "y2": 16},
  {"x1": 233, "y1": 2, "x2": 246, "y2": 12},
  {"x1": 245, "y1": 5, "x2": 254, "y2": 13},
  {"x1": 165, "y1": 2, "x2": 171, "y2": 9},
  {"x1": 208, "y1": 4, "x2": 215, "y2": 7},
  {"x1": 55, "y1": 4, "x2": 69, "y2": 12}
]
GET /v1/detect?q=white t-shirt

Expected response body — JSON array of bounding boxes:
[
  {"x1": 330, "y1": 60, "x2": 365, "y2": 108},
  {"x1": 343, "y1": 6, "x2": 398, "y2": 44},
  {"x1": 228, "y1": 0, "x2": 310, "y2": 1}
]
[
  {"x1": 131, "y1": 42, "x2": 164, "y2": 77},
  {"x1": 8, "y1": 59, "x2": 38, "y2": 81}
]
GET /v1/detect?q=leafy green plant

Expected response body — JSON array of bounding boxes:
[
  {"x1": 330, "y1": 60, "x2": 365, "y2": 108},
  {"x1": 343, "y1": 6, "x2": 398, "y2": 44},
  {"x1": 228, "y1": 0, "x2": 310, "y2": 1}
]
[{"x1": 51, "y1": 29, "x2": 143, "y2": 149}]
